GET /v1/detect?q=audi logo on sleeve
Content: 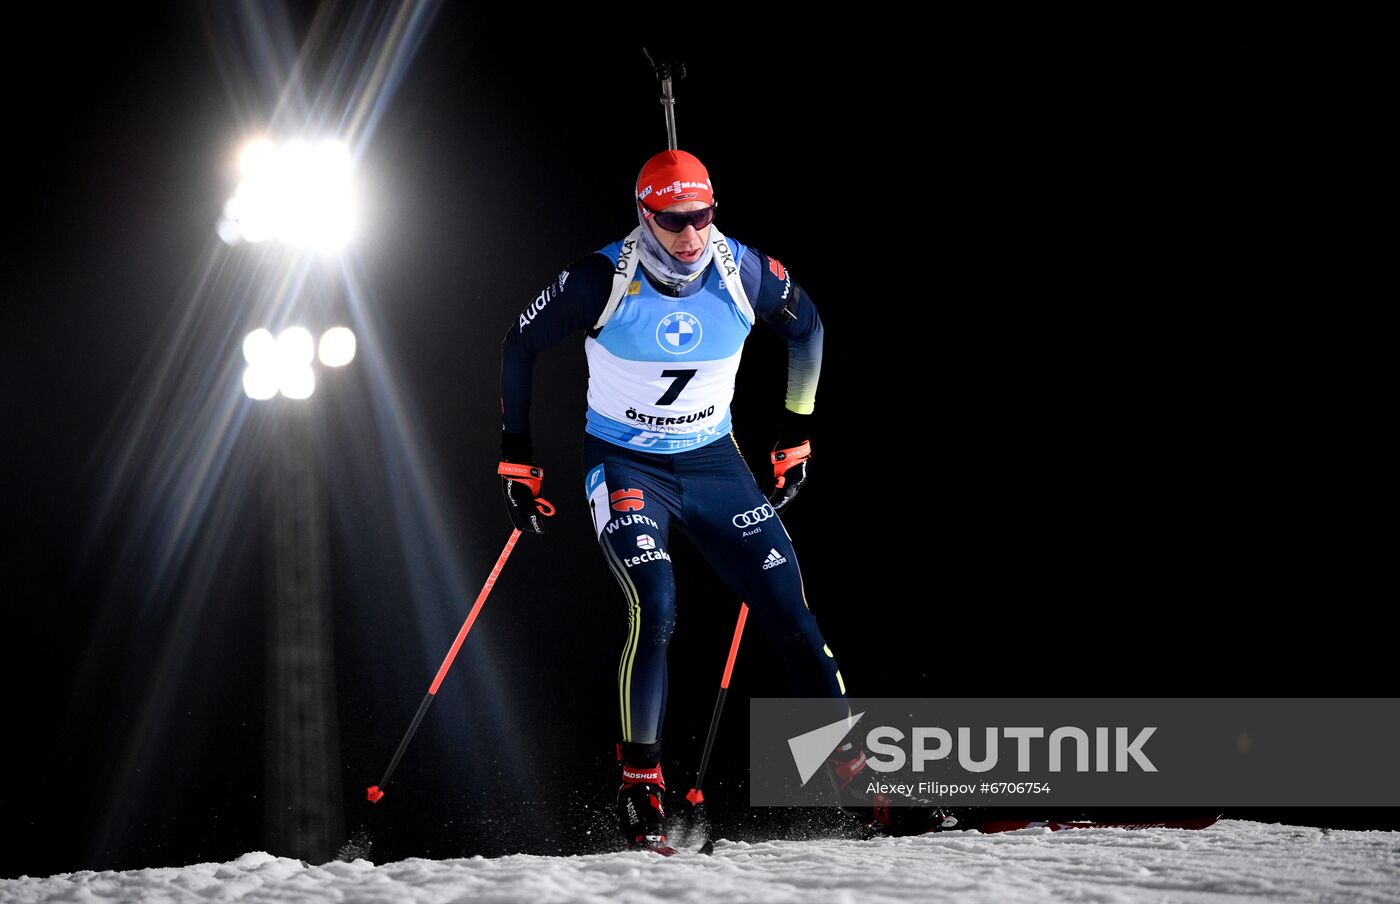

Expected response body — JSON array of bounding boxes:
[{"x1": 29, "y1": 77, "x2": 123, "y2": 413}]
[{"x1": 732, "y1": 503, "x2": 776, "y2": 529}]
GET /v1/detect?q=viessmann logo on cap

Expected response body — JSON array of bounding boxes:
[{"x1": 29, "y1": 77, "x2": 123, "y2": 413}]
[
  {"x1": 641, "y1": 179, "x2": 711, "y2": 198},
  {"x1": 640, "y1": 180, "x2": 713, "y2": 207}
]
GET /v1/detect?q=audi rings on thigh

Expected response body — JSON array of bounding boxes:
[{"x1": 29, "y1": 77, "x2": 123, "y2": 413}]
[{"x1": 732, "y1": 503, "x2": 776, "y2": 529}]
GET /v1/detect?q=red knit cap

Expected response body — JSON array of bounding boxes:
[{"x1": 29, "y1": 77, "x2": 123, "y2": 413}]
[{"x1": 636, "y1": 150, "x2": 714, "y2": 213}]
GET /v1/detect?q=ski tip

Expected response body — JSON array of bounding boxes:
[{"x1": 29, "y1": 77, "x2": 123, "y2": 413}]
[
  {"x1": 366, "y1": 786, "x2": 385, "y2": 803},
  {"x1": 977, "y1": 815, "x2": 1222, "y2": 834},
  {"x1": 635, "y1": 840, "x2": 712, "y2": 857}
]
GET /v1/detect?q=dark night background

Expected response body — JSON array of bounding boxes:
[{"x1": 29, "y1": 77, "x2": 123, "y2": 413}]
[{"x1": 2, "y1": 2, "x2": 1389, "y2": 879}]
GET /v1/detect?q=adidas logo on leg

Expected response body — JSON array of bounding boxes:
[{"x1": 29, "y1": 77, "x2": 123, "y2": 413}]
[{"x1": 762, "y1": 548, "x2": 788, "y2": 570}]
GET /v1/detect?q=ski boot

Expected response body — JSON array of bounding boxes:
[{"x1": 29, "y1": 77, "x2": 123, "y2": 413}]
[
  {"x1": 616, "y1": 740, "x2": 670, "y2": 851},
  {"x1": 826, "y1": 740, "x2": 962, "y2": 836}
]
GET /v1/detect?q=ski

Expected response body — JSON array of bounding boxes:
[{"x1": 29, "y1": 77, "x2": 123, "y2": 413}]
[
  {"x1": 976, "y1": 815, "x2": 1221, "y2": 834},
  {"x1": 637, "y1": 839, "x2": 715, "y2": 856}
]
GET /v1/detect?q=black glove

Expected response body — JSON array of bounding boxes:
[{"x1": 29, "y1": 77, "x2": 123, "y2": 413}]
[
  {"x1": 768, "y1": 410, "x2": 812, "y2": 514},
  {"x1": 499, "y1": 431, "x2": 553, "y2": 534}
]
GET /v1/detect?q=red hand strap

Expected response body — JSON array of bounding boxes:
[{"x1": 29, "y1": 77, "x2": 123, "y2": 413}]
[
  {"x1": 497, "y1": 462, "x2": 555, "y2": 517},
  {"x1": 770, "y1": 440, "x2": 811, "y2": 490}
]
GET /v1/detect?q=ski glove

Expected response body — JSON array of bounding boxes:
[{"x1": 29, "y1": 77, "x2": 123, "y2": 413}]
[
  {"x1": 768, "y1": 410, "x2": 812, "y2": 514},
  {"x1": 769, "y1": 440, "x2": 810, "y2": 513},
  {"x1": 499, "y1": 461, "x2": 555, "y2": 534}
]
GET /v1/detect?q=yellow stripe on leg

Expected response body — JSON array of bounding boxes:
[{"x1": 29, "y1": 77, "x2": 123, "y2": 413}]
[{"x1": 602, "y1": 538, "x2": 643, "y2": 743}]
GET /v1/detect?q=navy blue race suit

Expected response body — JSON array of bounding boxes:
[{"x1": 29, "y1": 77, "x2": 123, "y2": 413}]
[{"x1": 501, "y1": 232, "x2": 845, "y2": 744}]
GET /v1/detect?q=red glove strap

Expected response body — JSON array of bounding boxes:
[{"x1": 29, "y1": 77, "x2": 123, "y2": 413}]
[
  {"x1": 497, "y1": 461, "x2": 544, "y2": 496},
  {"x1": 771, "y1": 440, "x2": 811, "y2": 489},
  {"x1": 498, "y1": 462, "x2": 554, "y2": 517}
]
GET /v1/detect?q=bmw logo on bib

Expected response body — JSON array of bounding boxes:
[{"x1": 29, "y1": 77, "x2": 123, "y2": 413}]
[{"x1": 656, "y1": 312, "x2": 702, "y2": 355}]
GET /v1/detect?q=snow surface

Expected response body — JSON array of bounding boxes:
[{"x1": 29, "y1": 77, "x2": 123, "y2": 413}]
[{"x1": 4, "y1": 821, "x2": 1399, "y2": 904}]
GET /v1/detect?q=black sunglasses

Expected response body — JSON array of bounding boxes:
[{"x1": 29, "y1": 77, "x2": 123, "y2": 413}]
[{"x1": 645, "y1": 202, "x2": 718, "y2": 233}]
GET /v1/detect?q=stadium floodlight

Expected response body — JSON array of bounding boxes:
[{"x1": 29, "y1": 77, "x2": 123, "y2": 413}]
[
  {"x1": 243, "y1": 325, "x2": 355, "y2": 400},
  {"x1": 243, "y1": 365, "x2": 280, "y2": 401},
  {"x1": 240, "y1": 138, "x2": 277, "y2": 176},
  {"x1": 277, "y1": 326, "x2": 316, "y2": 365},
  {"x1": 243, "y1": 328, "x2": 278, "y2": 366},
  {"x1": 240, "y1": 327, "x2": 306, "y2": 400},
  {"x1": 243, "y1": 328, "x2": 279, "y2": 400},
  {"x1": 275, "y1": 327, "x2": 316, "y2": 399},
  {"x1": 220, "y1": 138, "x2": 356, "y2": 249},
  {"x1": 279, "y1": 365, "x2": 316, "y2": 400},
  {"x1": 318, "y1": 327, "x2": 356, "y2": 367},
  {"x1": 216, "y1": 217, "x2": 242, "y2": 245}
]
